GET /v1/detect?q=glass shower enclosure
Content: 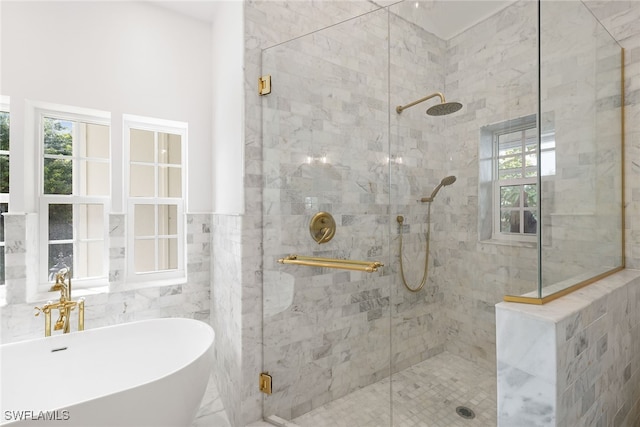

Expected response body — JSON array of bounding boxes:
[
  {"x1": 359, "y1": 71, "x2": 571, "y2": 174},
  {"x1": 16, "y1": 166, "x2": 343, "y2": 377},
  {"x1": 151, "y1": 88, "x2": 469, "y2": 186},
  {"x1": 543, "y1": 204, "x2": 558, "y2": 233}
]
[{"x1": 261, "y1": 0, "x2": 623, "y2": 425}]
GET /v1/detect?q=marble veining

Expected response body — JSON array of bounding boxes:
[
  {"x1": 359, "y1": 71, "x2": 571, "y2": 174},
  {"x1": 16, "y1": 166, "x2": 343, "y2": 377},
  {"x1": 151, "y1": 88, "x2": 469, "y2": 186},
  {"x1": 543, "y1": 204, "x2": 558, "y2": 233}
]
[
  {"x1": 497, "y1": 269, "x2": 640, "y2": 426},
  {"x1": 1, "y1": 213, "x2": 212, "y2": 344}
]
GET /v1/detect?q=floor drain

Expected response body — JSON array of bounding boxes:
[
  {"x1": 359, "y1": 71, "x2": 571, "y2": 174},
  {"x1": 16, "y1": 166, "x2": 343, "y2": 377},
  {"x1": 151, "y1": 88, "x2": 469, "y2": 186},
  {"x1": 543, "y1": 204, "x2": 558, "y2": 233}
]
[{"x1": 456, "y1": 406, "x2": 476, "y2": 419}]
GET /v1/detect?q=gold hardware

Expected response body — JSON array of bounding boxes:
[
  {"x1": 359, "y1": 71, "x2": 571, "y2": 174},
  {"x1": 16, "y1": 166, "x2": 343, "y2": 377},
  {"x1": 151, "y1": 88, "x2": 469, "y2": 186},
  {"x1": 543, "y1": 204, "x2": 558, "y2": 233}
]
[
  {"x1": 504, "y1": 266, "x2": 624, "y2": 305},
  {"x1": 396, "y1": 91, "x2": 462, "y2": 116},
  {"x1": 397, "y1": 92, "x2": 445, "y2": 113},
  {"x1": 621, "y1": 47, "x2": 626, "y2": 270},
  {"x1": 278, "y1": 255, "x2": 383, "y2": 273},
  {"x1": 258, "y1": 75, "x2": 271, "y2": 96},
  {"x1": 309, "y1": 211, "x2": 336, "y2": 244},
  {"x1": 259, "y1": 372, "x2": 273, "y2": 395},
  {"x1": 34, "y1": 302, "x2": 53, "y2": 337},
  {"x1": 54, "y1": 311, "x2": 65, "y2": 331},
  {"x1": 78, "y1": 297, "x2": 85, "y2": 331},
  {"x1": 34, "y1": 268, "x2": 85, "y2": 337}
]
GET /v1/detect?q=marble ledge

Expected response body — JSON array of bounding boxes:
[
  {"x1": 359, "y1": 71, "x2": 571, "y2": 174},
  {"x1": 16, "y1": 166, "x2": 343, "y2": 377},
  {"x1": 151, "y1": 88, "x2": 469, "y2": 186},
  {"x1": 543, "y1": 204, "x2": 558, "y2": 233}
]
[{"x1": 496, "y1": 268, "x2": 640, "y2": 323}]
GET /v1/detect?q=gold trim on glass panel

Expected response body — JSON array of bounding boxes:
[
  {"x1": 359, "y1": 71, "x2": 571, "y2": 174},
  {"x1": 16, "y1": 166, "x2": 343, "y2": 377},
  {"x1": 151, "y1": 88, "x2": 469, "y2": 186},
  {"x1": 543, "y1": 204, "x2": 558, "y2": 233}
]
[
  {"x1": 621, "y1": 48, "x2": 626, "y2": 269},
  {"x1": 504, "y1": 266, "x2": 625, "y2": 305}
]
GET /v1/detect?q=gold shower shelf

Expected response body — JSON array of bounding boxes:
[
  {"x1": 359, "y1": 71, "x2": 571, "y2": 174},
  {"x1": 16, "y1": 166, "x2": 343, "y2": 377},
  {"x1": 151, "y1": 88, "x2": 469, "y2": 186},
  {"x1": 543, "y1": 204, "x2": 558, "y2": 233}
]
[{"x1": 277, "y1": 255, "x2": 384, "y2": 273}]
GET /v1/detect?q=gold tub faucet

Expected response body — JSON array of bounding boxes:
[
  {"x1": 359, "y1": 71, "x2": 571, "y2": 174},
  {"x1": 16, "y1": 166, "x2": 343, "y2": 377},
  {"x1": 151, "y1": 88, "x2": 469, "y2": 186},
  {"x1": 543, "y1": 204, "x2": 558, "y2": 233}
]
[{"x1": 34, "y1": 268, "x2": 85, "y2": 337}]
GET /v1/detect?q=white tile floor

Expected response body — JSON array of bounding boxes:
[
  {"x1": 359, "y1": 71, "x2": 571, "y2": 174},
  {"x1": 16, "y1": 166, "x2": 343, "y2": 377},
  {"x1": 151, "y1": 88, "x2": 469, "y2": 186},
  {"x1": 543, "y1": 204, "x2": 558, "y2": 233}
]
[
  {"x1": 292, "y1": 352, "x2": 496, "y2": 427},
  {"x1": 194, "y1": 351, "x2": 496, "y2": 427}
]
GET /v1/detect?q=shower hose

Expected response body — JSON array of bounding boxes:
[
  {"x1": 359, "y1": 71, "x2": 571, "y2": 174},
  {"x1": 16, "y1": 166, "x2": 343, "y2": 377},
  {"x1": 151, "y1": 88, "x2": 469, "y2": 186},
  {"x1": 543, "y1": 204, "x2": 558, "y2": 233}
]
[{"x1": 398, "y1": 202, "x2": 432, "y2": 293}]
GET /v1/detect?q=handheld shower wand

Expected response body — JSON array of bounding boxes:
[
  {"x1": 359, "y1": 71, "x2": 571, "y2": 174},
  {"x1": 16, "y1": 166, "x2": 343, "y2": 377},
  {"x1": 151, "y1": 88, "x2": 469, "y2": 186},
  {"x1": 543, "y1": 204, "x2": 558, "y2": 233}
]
[
  {"x1": 421, "y1": 176, "x2": 457, "y2": 202},
  {"x1": 398, "y1": 175, "x2": 457, "y2": 293}
]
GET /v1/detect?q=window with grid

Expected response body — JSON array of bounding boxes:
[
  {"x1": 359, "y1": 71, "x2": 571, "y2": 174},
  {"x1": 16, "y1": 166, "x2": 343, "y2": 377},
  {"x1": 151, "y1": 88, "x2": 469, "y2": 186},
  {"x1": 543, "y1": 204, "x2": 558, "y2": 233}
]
[
  {"x1": 493, "y1": 122, "x2": 555, "y2": 240},
  {"x1": 38, "y1": 109, "x2": 110, "y2": 286},
  {"x1": 125, "y1": 117, "x2": 186, "y2": 282},
  {"x1": 0, "y1": 106, "x2": 9, "y2": 286}
]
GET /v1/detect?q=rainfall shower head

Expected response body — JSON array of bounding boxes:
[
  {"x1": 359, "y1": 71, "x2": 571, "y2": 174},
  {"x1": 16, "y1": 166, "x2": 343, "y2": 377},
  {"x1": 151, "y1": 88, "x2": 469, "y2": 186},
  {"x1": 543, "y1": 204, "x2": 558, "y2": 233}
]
[
  {"x1": 426, "y1": 101, "x2": 463, "y2": 116},
  {"x1": 421, "y1": 175, "x2": 457, "y2": 202},
  {"x1": 396, "y1": 92, "x2": 463, "y2": 116}
]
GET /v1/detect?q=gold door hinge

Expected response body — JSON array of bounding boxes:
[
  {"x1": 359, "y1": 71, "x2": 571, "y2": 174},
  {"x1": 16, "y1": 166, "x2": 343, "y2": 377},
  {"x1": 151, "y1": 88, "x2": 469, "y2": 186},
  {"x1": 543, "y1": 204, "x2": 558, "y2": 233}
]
[
  {"x1": 259, "y1": 75, "x2": 271, "y2": 96},
  {"x1": 259, "y1": 372, "x2": 272, "y2": 394}
]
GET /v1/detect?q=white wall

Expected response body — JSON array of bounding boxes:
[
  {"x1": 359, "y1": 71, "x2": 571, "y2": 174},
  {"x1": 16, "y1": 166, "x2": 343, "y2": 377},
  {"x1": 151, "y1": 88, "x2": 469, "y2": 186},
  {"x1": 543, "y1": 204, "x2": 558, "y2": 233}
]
[
  {"x1": 0, "y1": 1, "x2": 213, "y2": 212},
  {"x1": 211, "y1": 0, "x2": 244, "y2": 214},
  {"x1": 0, "y1": 0, "x2": 214, "y2": 347}
]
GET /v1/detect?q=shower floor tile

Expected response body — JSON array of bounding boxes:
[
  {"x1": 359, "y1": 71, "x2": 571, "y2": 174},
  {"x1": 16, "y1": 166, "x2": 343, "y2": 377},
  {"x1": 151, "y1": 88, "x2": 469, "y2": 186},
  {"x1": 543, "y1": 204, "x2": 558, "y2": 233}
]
[{"x1": 291, "y1": 351, "x2": 496, "y2": 427}]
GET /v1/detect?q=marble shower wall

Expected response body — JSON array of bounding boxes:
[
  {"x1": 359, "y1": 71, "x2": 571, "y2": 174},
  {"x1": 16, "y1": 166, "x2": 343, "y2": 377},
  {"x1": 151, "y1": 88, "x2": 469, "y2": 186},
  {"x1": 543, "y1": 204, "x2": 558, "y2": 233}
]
[
  {"x1": 210, "y1": 214, "x2": 244, "y2": 427},
  {"x1": 0, "y1": 213, "x2": 211, "y2": 344},
  {"x1": 441, "y1": 0, "x2": 539, "y2": 369},
  {"x1": 388, "y1": 10, "x2": 449, "y2": 374}
]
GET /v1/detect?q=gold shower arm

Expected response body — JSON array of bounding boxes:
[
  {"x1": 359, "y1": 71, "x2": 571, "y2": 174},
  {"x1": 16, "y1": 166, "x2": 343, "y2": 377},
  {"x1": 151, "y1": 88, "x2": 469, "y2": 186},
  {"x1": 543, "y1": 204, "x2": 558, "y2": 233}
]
[
  {"x1": 277, "y1": 255, "x2": 384, "y2": 273},
  {"x1": 396, "y1": 92, "x2": 445, "y2": 113}
]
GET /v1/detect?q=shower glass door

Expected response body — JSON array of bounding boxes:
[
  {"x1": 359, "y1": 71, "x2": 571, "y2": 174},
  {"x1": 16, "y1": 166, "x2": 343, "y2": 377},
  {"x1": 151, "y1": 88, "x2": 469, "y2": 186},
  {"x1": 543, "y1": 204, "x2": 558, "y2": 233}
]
[{"x1": 261, "y1": 7, "x2": 393, "y2": 424}]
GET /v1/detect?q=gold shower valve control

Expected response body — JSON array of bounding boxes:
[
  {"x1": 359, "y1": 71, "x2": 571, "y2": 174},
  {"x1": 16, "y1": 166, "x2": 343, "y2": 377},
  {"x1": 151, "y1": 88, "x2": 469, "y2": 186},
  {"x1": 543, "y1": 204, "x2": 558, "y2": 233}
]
[{"x1": 309, "y1": 212, "x2": 336, "y2": 244}]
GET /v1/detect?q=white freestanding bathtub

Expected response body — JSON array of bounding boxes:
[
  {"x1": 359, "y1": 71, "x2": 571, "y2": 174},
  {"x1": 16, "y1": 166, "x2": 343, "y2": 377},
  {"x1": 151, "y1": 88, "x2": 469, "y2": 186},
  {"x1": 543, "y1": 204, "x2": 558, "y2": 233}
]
[{"x1": 0, "y1": 318, "x2": 214, "y2": 427}]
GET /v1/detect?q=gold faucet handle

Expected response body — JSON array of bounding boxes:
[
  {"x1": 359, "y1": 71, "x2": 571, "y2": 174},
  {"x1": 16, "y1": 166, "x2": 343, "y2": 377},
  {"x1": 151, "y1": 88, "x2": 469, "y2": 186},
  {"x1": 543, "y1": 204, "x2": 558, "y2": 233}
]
[{"x1": 34, "y1": 300, "x2": 54, "y2": 316}]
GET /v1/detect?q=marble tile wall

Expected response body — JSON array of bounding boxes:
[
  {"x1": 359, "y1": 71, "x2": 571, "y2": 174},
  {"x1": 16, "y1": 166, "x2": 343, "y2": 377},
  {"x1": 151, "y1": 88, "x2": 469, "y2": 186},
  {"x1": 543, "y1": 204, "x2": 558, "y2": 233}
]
[
  {"x1": 2, "y1": 213, "x2": 37, "y2": 305},
  {"x1": 496, "y1": 269, "x2": 640, "y2": 427},
  {"x1": 0, "y1": 213, "x2": 211, "y2": 344},
  {"x1": 388, "y1": 9, "x2": 449, "y2": 374},
  {"x1": 442, "y1": 0, "x2": 539, "y2": 369},
  {"x1": 210, "y1": 214, "x2": 244, "y2": 427}
]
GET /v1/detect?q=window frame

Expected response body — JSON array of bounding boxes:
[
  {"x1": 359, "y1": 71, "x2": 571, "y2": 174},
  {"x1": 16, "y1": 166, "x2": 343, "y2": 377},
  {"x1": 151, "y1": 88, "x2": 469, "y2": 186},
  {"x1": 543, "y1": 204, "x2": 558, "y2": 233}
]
[
  {"x1": 492, "y1": 122, "x2": 539, "y2": 243},
  {"x1": 36, "y1": 106, "x2": 111, "y2": 290},
  {"x1": 124, "y1": 115, "x2": 187, "y2": 284},
  {"x1": 0, "y1": 98, "x2": 10, "y2": 287}
]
